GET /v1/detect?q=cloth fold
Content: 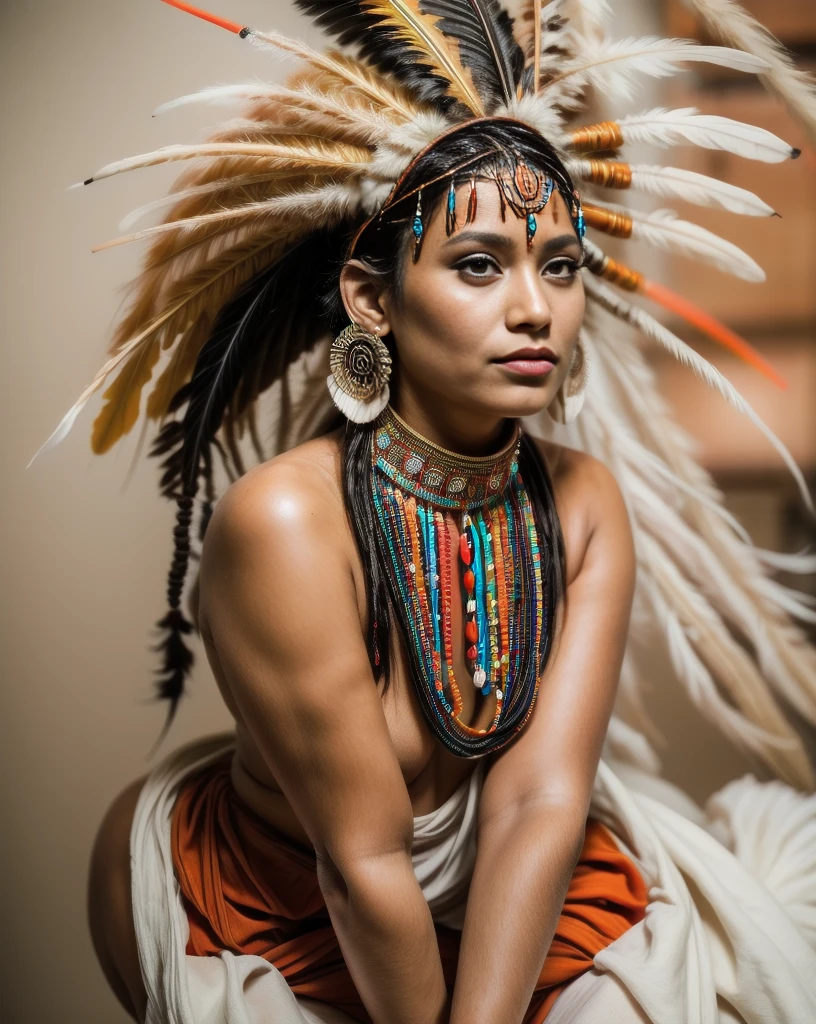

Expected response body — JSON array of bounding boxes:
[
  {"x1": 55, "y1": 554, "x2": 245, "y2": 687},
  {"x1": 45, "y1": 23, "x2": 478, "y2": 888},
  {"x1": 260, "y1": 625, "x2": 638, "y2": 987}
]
[
  {"x1": 169, "y1": 748, "x2": 647, "y2": 1023},
  {"x1": 131, "y1": 734, "x2": 816, "y2": 1024}
]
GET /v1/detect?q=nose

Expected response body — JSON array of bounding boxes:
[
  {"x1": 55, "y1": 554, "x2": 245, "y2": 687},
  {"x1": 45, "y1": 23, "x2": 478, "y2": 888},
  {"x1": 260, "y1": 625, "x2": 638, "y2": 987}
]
[{"x1": 505, "y1": 264, "x2": 552, "y2": 334}]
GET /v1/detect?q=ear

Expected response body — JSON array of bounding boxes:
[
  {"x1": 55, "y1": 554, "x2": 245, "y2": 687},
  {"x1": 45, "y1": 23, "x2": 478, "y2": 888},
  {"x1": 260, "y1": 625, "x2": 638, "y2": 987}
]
[{"x1": 339, "y1": 259, "x2": 392, "y2": 336}]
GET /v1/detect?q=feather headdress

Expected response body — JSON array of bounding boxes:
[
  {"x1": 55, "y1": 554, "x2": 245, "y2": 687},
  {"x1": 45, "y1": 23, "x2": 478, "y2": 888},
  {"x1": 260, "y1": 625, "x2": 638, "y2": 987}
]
[{"x1": 37, "y1": 0, "x2": 816, "y2": 782}]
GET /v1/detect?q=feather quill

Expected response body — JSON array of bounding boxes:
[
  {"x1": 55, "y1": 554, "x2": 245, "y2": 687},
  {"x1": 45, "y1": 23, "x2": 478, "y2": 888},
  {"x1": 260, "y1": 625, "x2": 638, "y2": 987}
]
[
  {"x1": 682, "y1": 0, "x2": 816, "y2": 147},
  {"x1": 613, "y1": 106, "x2": 798, "y2": 163},
  {"x1": 546, "y1": 36, "x2": 770, "y2": 100}
]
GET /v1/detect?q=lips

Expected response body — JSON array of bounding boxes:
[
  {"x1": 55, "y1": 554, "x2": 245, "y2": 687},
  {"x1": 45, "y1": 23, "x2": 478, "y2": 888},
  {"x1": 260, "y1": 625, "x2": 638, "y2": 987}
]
[
  {"x1": 496, "y1": 346, "x2": 558, "y2": 364},
  {"x1": 494, "y1": 346, "x2": 558, "y2": 378}
]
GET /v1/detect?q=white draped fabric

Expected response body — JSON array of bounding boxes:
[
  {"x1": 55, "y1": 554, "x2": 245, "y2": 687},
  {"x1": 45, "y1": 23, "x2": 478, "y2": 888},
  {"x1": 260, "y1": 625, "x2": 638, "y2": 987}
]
[{"x1": 131, "y1": 733, "x2": 816, "y2": 1024}]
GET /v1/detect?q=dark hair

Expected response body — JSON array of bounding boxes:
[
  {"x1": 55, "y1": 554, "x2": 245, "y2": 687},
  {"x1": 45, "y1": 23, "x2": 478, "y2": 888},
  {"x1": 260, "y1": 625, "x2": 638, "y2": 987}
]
[
  {"x1": 322, "y1": 117, "x2": 582, "y2": 330},
  {"x1": 150, "y1": 117, "x2": 572, "y2": 734}
]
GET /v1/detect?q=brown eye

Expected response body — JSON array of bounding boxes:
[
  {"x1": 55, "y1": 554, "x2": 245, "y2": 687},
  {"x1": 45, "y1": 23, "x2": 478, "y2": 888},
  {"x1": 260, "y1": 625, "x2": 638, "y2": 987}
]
[
  {"x1": 545, "y1": 258, "x2": 579, "y2": 281},
  {"x1": 456, "y1": 254, "x2": 500, "y2": 278}
]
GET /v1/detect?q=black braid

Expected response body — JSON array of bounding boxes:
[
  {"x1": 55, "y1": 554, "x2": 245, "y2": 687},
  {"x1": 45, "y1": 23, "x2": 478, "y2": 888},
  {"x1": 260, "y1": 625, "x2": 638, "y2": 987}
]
[{"x1": 152, "y1": 487, "x2": 197, "y2": 730}]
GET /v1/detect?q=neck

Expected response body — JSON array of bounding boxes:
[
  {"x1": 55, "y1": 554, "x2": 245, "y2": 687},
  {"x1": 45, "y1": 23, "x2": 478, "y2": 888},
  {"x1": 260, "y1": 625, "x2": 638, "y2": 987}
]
[
  {"x1": 373, "y1": 405, "x2": 520, "y2": 511},
  {"x1": 391, "y1": 388, "x2": 511, "y2": 457}
]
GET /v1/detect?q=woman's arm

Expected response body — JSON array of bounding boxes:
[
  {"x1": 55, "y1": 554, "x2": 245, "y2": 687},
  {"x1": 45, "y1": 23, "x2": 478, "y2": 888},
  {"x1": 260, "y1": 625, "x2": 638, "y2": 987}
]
[
  {"x1": 200, "y1": 455, "x2": 450, "y2": 1024},
  {"x1": 449, "y1": 449, "x2": 636, "y2": 1024}
]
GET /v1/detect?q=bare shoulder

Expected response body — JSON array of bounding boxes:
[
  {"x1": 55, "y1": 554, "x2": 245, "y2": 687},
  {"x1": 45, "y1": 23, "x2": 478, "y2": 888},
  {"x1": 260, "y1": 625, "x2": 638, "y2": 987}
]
[
  {"x1": 530, "y1": 437, "x2": 631, "y2": 585},
  {"x1": 204, "y1": 431, "x2": 348, "y2": 560},
  {"x1": 198, "y1": 430, "x2": 361, "y2": 633}
]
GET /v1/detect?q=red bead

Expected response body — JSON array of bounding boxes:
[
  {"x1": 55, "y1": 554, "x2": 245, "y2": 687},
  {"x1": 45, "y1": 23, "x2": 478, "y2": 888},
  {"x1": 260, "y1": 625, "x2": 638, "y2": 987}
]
[
  {"x1": 465, "y1": 620, "x2": 478, "y2": 644},
  {"x1": 459, "y1": 534, "x2": 471, "y2": 565},
  {"x1": 463, "y1": 569, "x2": 475, "y2": 593},
  {"x1": 466, "y1": 645, "x2": 478, "y2": 661}
]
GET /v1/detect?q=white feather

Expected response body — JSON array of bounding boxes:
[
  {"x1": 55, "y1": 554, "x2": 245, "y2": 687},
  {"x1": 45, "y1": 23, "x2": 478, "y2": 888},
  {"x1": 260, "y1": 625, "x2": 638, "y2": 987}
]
[
  {"x1": 616, "y1": 107, "x2": 796, "y2": 163},
  {"x1": 118, "y1": 170, "x2": 321, "y2": 231},
  {"x1": 547, "y1": 36, "x2": 770, "y2": 100},
  {"x1": 584, "y1": 274, "x2": 812, "y2": 511},
  {"x1": 618, "y1": 107, "x2": 794, "y2": 162},
  {"x1": 552, "y1": 296, "x2": 816, "y2": 784},
  {"x1": 75, "y1": 142, "x2": 371, "y2": 187},
  {"x1": 570, "y1": 159, "x2": 775, "y2": 215},
  {"x1": 635, "y1": 206, "x2": 763, "y2": 280},
  {"x1": 154, "y1": 82, "x2": 288, "y2": 115},
  {"x1": 496, "y1": 95, "x2": 567, "y2": 152},
  {"x1": 27, "y1": 318, "x2": 160, "y2": 466},
  {"x1": 683, "y1": 0, "x2": 816, "y2": 147},
  {"x1": 100, "y1": 184, "x2": 358, "y2": 251},
  {"x1": 629, "y1": 164, "x2": 773, "y2": 216},
  {"x1": 326, "y1": 376, "x2": 390, "y2": 423}
]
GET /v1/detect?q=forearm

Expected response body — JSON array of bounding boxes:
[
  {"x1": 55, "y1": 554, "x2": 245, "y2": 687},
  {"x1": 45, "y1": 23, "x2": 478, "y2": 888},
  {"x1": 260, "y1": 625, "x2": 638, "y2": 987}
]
[
  {"x1": 319, "y1": 853, "x2": 450, "y2": 1024},
  {"x1": 450, "y1": 805, "x2": 585, "y2": 1024}
]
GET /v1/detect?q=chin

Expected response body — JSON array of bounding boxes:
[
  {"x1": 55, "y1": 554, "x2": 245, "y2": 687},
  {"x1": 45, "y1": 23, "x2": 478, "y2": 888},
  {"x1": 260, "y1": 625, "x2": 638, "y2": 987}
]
[{"x1": 482, "y1": 382, "x2": 559, "y2": 421}]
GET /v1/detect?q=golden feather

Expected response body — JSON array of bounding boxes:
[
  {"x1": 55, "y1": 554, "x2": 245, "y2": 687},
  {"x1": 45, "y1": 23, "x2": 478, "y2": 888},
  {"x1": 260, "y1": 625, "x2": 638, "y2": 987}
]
[
  {"x1": 251, "y1": 32, "x2": 426, "y2": 120},
  {"x1": 88, "y1": 234, "x2": 293, "y2": 451},
  {"x1": 356, "y1": 0, "x2": 485, "y2": 115}
]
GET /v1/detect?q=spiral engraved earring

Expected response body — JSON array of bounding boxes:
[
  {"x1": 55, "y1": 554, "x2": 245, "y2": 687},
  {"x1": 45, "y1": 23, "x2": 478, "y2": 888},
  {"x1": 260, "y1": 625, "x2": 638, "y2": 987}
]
[
  {"x1": 548, "y1": 338, "x2": 588, "y2": 425},
  {"x1": 327, "y1": 322, "x2": 392, "y2": 423}
]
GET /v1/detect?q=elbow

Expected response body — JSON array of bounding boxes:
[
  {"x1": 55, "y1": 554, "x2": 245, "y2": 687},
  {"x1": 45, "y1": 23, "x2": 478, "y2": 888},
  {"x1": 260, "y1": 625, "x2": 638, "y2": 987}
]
[
  {"x1": 315, "y1": 839, "x2": 415, "y2": 904},
  {"x1": 480, "y1": 795, "x2": 588, "y2": 862}
]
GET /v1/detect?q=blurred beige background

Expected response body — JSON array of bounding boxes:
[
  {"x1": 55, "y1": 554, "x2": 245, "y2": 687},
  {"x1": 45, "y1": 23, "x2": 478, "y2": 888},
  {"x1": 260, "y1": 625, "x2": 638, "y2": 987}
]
[{"x1": 1, "y1": 1, "x2": 813, "y2": 1022}]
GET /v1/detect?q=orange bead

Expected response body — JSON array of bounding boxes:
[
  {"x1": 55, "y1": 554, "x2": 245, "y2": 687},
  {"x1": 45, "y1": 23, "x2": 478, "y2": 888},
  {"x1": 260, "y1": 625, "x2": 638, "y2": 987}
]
[
  {"x1": 466, "y1": 645, "x2": 478, "y2": 661},
  {"x1": 463, "y1": 569, "x2": 475, "y2": 593},
  {"x1": 459, "y1": 534, "x2": 471, "y2": 565},
  {"x1": 465, "y1": 620, "x2": 478, "y2": 644}
]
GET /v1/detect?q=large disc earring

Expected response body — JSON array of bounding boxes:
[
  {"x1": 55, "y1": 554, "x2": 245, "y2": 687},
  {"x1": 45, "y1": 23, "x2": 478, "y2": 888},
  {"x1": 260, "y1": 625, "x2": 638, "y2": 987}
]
[
  {"x1": 548, "y1": 338, "x2": 588, "y2": 425},
  {"x1": 327, "y1": 322, "x2": 392, "y2": 423}
]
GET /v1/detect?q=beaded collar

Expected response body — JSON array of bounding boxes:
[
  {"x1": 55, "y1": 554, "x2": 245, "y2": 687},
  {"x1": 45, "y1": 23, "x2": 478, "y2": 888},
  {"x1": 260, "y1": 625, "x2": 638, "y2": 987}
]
[
  {"x1": 369, "y1": 406, "x2": 544, "y2": 758},
  {"x1": 372, "y1": 405, "x2": 522, "y2": 511}
]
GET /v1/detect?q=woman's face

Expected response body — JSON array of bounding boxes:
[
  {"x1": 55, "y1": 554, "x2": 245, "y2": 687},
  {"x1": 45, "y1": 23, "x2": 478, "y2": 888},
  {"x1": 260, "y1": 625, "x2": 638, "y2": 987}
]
[{"x1": 383, "y1": 177, "x2": 585, "y2": 426}]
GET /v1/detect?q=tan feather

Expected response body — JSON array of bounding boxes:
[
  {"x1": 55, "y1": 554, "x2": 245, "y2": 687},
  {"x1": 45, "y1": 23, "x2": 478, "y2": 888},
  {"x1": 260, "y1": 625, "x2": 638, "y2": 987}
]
[
  {"x1": 145, "y1": 314, "x2": 210, "y2": 421},
  {"x1": 249, "y1": 32, "x2": 426, "y2": 120},
  {"x1": 107, "y1": 160, "x2": 329, "y2": 357},
  {"x1": 79, "y1": 139, "x2": 372, "y2": 187},
  {"x1": 95, "y1": 182, "x2": 358, "y2": 253},
  {"x1": 91, "y1": 337, "x2": 163, "y2": 453},
  {"x1": 85, "y1": 234, "x2": 292, "y2": 451},
  {"x1": 253, "y1": 12, "x2": 483, "y2": 117}
]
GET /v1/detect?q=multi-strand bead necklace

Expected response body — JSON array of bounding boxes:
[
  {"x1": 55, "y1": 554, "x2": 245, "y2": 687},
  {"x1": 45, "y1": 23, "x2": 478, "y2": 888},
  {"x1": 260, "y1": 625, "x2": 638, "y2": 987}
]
[{"x1": 370, "y1": 405, "x2": 546, "y2": 757}]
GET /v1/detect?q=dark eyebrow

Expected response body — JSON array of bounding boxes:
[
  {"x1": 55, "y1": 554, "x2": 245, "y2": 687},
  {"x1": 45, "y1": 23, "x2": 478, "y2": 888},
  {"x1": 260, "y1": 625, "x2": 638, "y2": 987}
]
[
  {"x1": 442, "y1": 229, "x2": 581, "y2": 255},
  {"x1": 442, "y1": 230, "x2": 514, "y2": 251}
]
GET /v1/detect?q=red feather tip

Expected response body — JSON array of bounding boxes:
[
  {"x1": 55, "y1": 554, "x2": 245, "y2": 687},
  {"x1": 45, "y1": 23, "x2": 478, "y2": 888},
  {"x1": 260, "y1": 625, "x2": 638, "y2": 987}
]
[
  {"x1": 641, "y1": 278, "x2": 788, "y2": 391},
  {"x1": 160, "y1": 0, "x2": 247, "y2": 36}
]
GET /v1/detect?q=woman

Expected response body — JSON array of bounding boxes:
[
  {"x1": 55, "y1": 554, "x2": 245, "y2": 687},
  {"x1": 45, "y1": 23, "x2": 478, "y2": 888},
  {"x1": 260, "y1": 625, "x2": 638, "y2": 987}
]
[{"x1": 52, "y1": 2, "x2": 816, "y2": 1022}]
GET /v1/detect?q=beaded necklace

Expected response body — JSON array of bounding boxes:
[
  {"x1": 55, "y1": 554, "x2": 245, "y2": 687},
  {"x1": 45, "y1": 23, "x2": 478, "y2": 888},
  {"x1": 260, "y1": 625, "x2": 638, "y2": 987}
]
[{"x1": 370, "y1": 406, "x2": 547, "y2": 757}]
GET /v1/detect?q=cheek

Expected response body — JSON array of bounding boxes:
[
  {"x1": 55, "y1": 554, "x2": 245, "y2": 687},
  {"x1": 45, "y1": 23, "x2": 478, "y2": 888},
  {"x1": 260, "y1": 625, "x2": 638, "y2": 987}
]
[
  {"x1": 556, "y1": 282, "x2": 586, "y2": 338},
  {"x1": 395, "y1": 273, "x2": 493, "y2": 370}
]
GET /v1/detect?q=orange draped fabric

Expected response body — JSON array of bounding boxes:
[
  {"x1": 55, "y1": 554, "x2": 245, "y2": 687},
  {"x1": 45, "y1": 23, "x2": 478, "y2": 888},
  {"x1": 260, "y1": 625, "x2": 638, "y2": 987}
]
[{"x1": 171, "y1": 756, "x2": 648, "y2": 1023}]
